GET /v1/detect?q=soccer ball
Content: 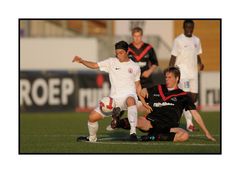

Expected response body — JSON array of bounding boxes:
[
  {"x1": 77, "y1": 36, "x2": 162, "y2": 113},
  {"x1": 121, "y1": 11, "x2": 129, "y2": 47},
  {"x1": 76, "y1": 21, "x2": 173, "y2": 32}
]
[{"x1": 99, "y1": 97, "x2": 115, "y2": 116}]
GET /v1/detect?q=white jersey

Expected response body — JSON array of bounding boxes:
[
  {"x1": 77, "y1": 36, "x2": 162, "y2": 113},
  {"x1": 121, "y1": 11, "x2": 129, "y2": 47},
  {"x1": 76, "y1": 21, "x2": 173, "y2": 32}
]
[
  {"x1": 98, "y1": 57, "x2": 140, "y2": 98},
  {"x1": 171, "y1": 34, "x2": 202, "y2": 79}
]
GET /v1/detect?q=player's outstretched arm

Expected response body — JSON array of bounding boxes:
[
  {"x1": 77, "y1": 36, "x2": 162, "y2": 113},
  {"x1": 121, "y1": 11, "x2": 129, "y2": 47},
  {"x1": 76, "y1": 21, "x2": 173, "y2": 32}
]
[
  {"x1": 190, "y1": 110, "x2": 216, "y2": 141},
  {"x1": 72, "y1": 56, "x2": 99, "y2": 69}
]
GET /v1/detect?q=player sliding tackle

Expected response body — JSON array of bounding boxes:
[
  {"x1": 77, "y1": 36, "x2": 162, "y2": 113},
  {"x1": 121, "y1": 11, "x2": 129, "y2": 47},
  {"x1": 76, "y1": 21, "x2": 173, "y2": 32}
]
[
  {"x1": 113, "y1": 67, "x2": 216, "y2": 142},
  {"x1": 72, "y1": 41, "x2": 151, "y2": 142}
]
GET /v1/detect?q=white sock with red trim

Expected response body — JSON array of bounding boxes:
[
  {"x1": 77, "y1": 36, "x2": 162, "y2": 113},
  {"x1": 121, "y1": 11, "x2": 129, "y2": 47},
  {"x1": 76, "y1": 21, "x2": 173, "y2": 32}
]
[
  {"x1": 127, "y1": 105, "x2": 137, "y2": 135},
  {"x1": 88, "y1": 121, "x2": 98, "y2": 142}
]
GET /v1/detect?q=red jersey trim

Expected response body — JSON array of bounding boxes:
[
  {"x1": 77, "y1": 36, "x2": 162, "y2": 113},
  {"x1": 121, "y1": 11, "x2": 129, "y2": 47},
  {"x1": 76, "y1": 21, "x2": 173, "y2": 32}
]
[
  {"x1": 157, "y1": 85, "x2": 187, "y2": 101},
  {"x1": 128, "y1": 45, "x2": 152, "y2": 61}
]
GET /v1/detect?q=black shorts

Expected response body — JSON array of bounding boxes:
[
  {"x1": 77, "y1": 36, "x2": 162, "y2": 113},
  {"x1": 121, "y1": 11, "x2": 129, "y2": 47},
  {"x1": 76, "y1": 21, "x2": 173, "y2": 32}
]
[{"x1": 146, "y1": 114, "x2": 174, "y2": 134}]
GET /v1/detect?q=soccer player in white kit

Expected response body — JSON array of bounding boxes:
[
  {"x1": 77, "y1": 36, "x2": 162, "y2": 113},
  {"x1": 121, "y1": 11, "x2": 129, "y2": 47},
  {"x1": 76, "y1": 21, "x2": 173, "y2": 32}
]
[
  {"x1": 169, "y1": 20, "x2": 204, "y2": 132},
  {"x1": 72, "y1": 41, "x2": 149, "y2": 142}
]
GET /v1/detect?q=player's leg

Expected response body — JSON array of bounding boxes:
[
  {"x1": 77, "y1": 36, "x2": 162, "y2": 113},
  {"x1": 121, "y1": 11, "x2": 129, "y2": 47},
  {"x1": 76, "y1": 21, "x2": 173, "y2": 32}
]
[
  {"x1": 139, "y1": 114, "x2": 176, "y2": 141},
  {"x1": 183, "y1": 107, "x2": 194, "y2": 131},
  {"x1": 185, "y1": 92, "x2": 198, "y2": 131},
  {"x1": 106, "y1": 96, "x2": 126, "y2": 131},
  {"x1": 185, "y1": 78, "x2": 199, "y2": 132},
  {"x1": 110, "y1": 115, "x2": 152, "y2": 132},
  {"x1": 141, "y1": 127, "x2": 188, "y2": 142},
  {"x1": 87, "y1": 110, "x2": 104, "y2": 142},
  {"x1": 109, "y1": 115, "x2": 186, "y2": 142},
  {"x1": 126, "y1": 96, "x2": 138, "y2": 140},
  {"x1": 170, "y1": 127, "x2": 189, "y2": 142},
  {"x1": 137, "y1": 116, "x2": 152, "y2": 131},
  {"x1": 139, "y1": 113, "x2": 187, "y2": 142},
  {"x1": 106, "y1": 96, "x2": 147, "y2": 132},
  {"x1": 117, "y1": 117, "x2": 188, "y2": 142},
  {"x1": 77, "y1": 107, "x2": 104, "y2": 142},
  {"x1": 106, "y1": 95, "x2": 138, "y2": 140},
  {"x1": 106, "y1": 107, "x2": 123, "y2": 131},
  {"x1": 106, "y1": 100, "x2": 146, "y2": 131},
  {"x1": 179, "y1": 78, "x2": 195, "y2": 131}
]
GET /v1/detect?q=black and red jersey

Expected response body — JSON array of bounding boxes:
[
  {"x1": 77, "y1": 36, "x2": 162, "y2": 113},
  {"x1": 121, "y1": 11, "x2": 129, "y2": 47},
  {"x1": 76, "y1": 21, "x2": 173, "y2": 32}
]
[
  {"x1": 128, "y1": 42, "x2": 158, "y2": 88},
  {"x1": 146, "y1": 84, "x2": 196, "y2": 128}
]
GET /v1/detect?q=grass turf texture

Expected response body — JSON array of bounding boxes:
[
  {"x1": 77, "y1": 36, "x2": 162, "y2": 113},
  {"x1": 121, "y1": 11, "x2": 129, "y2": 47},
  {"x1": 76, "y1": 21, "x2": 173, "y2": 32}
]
[{"x1": 20, "y1": 112, "x2": 220, "y2": 154}]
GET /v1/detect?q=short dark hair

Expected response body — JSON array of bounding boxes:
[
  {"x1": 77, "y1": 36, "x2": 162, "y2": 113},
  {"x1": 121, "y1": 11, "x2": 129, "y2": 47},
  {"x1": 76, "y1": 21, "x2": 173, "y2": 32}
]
[
  {"x1": 164, "y1": 66, "x2": 181, "y2": 84},
  {"x1": 115, "y1": 40, "x2": 129, "y2": 52},
  {"x1": 131, "y1": 27, "x2": 143, "y2": 35},
  {"x1": 183, "y1": 20, "x2": 195, "y2": 28}
]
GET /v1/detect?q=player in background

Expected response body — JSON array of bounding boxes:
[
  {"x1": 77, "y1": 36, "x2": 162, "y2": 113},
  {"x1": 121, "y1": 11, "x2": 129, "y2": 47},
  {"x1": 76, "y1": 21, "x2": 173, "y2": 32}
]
[
  {"x1": 129, "y1": 27, "x2": 159, "y2": 88},
  {"x1": 113, "y1": 67, "x2": 215, "y2": 142},
  {"x1": 169, "y1": 20, "x2": 204, "y2": 132},
  {"x1": 73, "y1": 41, "x2": 150, "y2": 142}
]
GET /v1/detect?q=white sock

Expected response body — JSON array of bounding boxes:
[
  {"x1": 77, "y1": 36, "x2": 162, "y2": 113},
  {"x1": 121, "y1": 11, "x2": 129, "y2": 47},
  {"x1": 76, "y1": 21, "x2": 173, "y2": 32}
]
[
  {"x1": 183, "y1": 110, "x2": 193, "y2": 127},
  {"x1": 127, "y1": 105, "x2": 137, "y2": 134},
  {"x1": 88, "y1": 121, "x2": 98, "y2": 142}
]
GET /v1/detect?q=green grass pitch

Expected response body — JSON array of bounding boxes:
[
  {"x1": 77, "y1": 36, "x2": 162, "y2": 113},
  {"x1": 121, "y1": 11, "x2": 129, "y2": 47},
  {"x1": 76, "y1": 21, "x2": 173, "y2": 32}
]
[{"x1": 20, "y1": 111, "x2": 221, "y2": 154}]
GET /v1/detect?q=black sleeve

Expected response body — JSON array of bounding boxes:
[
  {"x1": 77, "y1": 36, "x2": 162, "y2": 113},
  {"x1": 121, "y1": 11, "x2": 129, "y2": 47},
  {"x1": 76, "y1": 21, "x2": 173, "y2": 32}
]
[
  {"x1": 149, "y1": 47, "x2": 158, "y2": 66},
  {"x1": 184, "y1": 95, "x2": 196, "y2": 111}
]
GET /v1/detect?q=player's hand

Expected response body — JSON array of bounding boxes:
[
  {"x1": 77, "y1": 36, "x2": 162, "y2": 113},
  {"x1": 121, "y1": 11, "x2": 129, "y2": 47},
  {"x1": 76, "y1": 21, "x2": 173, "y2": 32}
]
[
  {"x1": 198, "y1": 63, "x2": 204, "y2": 71},
  {"x1": 142, "y1": 102, "x2": 153, "y2": 113},
  {"x1": 72, "y1": 56, "x2": 83, "y2": 63},
  {"x1": 140, "y1": 88, "x2": 148, "y2": 98},
  {"x1": 205, "y1": 132, "x2": 216, "y2": 142},
  {"x1": 138, "y1": 94, "x2": 152, "y2": 112},
  {"x1": 142, "y1": 70, "x2": 151, "y2": 78}
]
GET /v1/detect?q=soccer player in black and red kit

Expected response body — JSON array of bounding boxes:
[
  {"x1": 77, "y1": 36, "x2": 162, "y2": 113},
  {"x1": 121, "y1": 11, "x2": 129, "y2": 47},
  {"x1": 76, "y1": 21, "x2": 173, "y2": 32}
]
[
  {"x1": 128, "y1": 27, "x2": 158, "y2": 88},
  {"x1": 114, "y1": 67, "x2": 216, "y2": 142}
]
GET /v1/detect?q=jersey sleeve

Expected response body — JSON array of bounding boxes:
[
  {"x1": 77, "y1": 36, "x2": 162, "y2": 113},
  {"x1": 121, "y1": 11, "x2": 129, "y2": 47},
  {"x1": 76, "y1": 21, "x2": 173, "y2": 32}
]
[
  {"x1": 149, "y1": 46, "x2": 159, "y2": 65},
  {"x1": 97, "y1": 58, "x2": 111, "y2": 73},
  {"x1": 184, "y1": 95, "x2": 196, "y2": 111},
  {"x1": 134, "y1": 66, "x2": 141, "y2": 82},
  {"x1": 171, "y1": 39, "x2": 181, "y2": 57}
]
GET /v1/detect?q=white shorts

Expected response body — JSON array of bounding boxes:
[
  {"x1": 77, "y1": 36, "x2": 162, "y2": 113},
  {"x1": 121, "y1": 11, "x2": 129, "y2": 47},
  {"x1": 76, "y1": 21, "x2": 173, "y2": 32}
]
[
  {"x1": 178, "y1": 78, "x2": 198, "y2": 93},
  {"x1": 94, "y1": 94, "x2": 138, "y2": 118}
]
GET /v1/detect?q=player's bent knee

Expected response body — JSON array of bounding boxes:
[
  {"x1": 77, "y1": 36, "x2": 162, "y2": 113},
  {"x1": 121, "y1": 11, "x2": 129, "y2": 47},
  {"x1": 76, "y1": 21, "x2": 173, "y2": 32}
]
[
  {"x1": 88, "y1": 111, "x2": 103, "y2": 123},
  {"x1": 182, "y1": 132, "x2": 189, "y2": 141},
  {"x1": 178, "y1": 132, "x2": 189, "y2": 142},
  {"x1": 173, "y1": 129, "x2": 189, "y2": 142},
  {"x1": 137, "y1": 116, "x2": 151, "y2": 131},
  {"x1": 126, "y1": 97, "x2": 136, "y2": 106}
]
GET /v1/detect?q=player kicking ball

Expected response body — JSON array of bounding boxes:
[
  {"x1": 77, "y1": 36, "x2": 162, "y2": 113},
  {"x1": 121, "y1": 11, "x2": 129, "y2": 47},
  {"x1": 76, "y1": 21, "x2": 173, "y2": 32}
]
[
  {"x1": 112, "y1": 67, "x2": 216, "y2": 142},
  {"x1": 72, "y1": 41, "x2": 150, "y2": 142}
]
